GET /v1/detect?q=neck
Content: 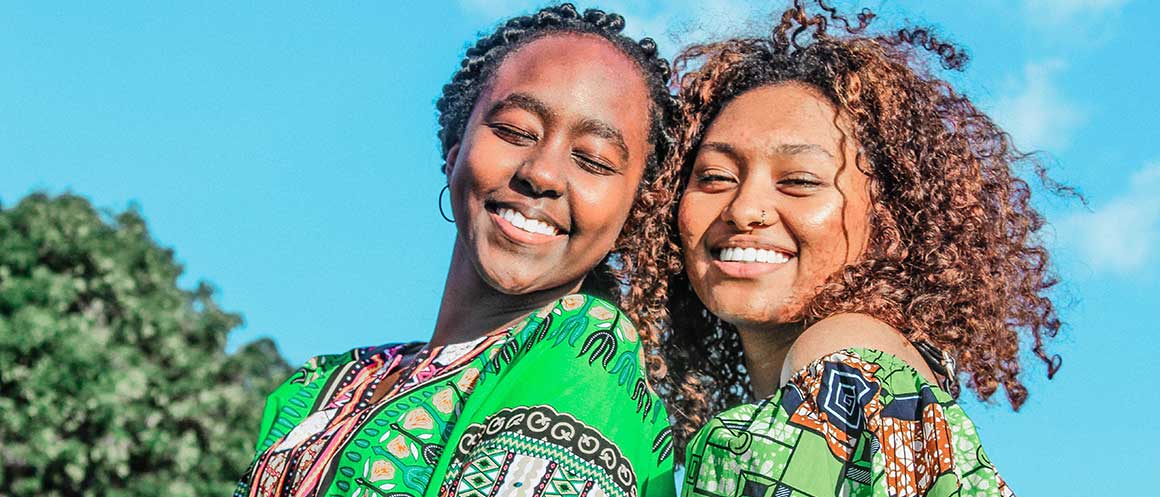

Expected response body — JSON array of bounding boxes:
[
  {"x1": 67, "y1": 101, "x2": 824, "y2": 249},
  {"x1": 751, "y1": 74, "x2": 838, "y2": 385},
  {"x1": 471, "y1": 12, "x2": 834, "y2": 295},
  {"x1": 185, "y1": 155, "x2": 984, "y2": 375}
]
[
  {"x1": 430, "y1": 237, "x2": 583, "y2": 347},
  {"x1": 737, "y1": 321, "x2": 804, "y2": 399}
]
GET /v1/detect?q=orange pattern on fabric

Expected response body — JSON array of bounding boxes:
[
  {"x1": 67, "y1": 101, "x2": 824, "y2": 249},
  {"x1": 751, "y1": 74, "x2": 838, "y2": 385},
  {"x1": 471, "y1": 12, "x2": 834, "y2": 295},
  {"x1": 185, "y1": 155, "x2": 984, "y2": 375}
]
[
  {"x1": 786, "y1": 351, "x2": 957, "y2": 496},
  {"x1": 786, "y1": 353, "x2": 884, "y2": 460},
  {"x1": 877, "y1": 404, "x2": 955, "y2": 495}
]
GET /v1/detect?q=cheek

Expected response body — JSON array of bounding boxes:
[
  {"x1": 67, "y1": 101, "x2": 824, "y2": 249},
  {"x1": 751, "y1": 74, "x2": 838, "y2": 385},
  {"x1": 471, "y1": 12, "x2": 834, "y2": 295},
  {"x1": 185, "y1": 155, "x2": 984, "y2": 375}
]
[
  {"x1": 677, "y1": 193, "x2": 716, "y2": 252},
  {"x1": 572, "y1": 177, "x2": 636, "y2": 240},
  {"x1": 460, "y1": 135, "x2": 523, "y2": 189},
  {"x1": 794, "y1": 194, "x2": 869, "y2": 272},
  {"x1": 793, "y1": 198, "x2": 858, "y2": 265}
]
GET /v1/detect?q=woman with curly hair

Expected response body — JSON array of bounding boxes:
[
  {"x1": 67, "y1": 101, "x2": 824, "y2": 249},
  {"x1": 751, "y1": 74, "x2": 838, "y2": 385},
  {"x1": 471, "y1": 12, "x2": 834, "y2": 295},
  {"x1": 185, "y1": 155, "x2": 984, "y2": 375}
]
[
  {"x1": 233, "y1": 5, "x2": 679, "y2": 497},
  {"x1": 660, "y1": 2, "x2": 1063, "y2": 496}
]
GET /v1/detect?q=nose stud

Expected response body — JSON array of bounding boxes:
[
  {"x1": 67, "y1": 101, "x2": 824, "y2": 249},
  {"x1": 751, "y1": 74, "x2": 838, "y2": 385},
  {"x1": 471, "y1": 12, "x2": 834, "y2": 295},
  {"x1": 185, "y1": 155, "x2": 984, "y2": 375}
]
[{"x1": 760, "y1": 210, "x2": 767, "y2": 225}]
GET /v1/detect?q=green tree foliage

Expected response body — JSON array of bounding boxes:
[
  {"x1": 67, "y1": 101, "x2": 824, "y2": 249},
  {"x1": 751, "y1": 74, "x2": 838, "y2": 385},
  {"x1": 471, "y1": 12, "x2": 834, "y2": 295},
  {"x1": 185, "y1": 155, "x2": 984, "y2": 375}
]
[{"x1": 0, "y1": 193, "x2": 292, "y2": 496}]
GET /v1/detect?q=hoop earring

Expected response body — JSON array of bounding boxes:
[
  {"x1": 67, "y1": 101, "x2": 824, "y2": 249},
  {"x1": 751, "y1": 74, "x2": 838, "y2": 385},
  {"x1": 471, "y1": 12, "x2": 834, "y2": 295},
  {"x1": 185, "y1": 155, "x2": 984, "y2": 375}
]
[{"x1": 438, "y1": 185, "x2": 454, "y2": 223}]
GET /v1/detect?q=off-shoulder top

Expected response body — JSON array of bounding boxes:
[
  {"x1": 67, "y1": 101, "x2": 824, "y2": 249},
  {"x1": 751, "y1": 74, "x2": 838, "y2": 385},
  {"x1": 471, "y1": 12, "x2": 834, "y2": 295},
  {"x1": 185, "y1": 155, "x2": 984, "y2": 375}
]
[{"x1": 681, "y1": 348, "x2": 1011, "y2": 497}]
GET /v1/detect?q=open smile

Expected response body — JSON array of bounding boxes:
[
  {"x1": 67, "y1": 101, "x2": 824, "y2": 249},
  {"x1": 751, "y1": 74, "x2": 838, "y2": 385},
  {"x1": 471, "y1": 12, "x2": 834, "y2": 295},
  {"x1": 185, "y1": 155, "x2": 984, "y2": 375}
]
[
  {"x1": 709, "y1": 244, "x2": 795, "y2": 278},
  {"x1": 486, "y1": 202, "x2": 567, "y2": 246}
]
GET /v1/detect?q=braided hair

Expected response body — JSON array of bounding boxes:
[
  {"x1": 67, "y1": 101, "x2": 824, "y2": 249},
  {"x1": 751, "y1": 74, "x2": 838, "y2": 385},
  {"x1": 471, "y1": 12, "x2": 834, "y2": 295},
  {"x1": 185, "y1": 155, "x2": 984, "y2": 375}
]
[{"x1": 435, "y1": 3, "x2": 682, "y2": 384}]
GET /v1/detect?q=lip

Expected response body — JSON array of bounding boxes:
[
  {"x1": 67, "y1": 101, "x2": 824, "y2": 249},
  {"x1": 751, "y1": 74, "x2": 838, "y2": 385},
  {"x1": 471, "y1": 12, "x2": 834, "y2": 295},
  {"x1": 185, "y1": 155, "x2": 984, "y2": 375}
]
[
  {"x1": 488, "y1": 208, "x2": 566, "y2": 246},
  {"x1": 710, "y1": 259, "x2": 790, "y2": 278}
]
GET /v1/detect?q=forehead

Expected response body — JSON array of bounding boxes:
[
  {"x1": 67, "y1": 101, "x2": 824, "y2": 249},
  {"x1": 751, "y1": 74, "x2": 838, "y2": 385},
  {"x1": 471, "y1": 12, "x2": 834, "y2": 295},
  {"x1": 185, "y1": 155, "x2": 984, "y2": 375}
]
[
  {"x1": 482, "y1": 34, "x2": 651, "y2": 129},
  {"x1": 491, "y1": 33, "x2": 644, "y2": 94},
  {"x1": 706, "y1": 83, "x2": 848, "y2": 152}
]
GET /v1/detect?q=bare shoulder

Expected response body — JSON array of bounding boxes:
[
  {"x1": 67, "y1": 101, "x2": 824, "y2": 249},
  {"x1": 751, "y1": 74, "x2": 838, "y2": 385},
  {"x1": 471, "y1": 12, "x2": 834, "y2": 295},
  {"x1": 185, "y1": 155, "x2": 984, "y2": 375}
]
[{"x1": 780, "y1": 313, "x2": 936, "y2": 385}]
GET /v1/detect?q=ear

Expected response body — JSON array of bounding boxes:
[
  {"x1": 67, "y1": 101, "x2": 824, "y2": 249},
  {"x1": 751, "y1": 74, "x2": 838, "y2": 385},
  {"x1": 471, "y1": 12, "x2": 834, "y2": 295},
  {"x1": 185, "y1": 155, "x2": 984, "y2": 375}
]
[{"x1": 443, "y1": 143, "x2": 461, "y2": 177}]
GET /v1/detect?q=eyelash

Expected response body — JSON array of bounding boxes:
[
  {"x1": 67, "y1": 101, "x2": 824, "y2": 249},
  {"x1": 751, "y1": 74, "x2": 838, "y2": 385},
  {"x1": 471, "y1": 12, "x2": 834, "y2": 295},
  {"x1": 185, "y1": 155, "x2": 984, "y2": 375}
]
[
  {"x1": 780, "y1": 178, "x2": 822, "y2": 187},
  {"x1": 487, "y1": 123, "x2": 537, "y2": 144},
  {"x1": 696, "y1": 172, "x2": 735, "y2": 183},
  {"x1": 574, "y1": 153, "x2": 617, "y2": 175},
  {"x1": 489, "y1": 122, "x2": 617, "y2": 175},
  {"x1": 694, "y1": 173, "x2": 823, "y2": 192}
]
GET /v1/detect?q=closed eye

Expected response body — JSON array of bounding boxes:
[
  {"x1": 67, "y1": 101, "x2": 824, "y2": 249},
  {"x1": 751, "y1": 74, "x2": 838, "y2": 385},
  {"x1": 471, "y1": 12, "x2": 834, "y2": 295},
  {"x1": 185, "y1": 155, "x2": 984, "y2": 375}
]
[
  {"x1": 777, "y1": 176, "x2": 825, "y2": 197},
  {"x1": 697, "y1": 172, "x2": 736, "y2": 184},
  {"x1": 690, "y1": 170, "x2": 737, "y2": 194},
  {"x1": 573, "y1": 152, "x2": 618, "y2": 176},
  {"x1": 779, "y1": 178, "x2": 822, "y2": 187},
  {"x1": 486, "y1": 122, "x2": 537, "y2": 145}
]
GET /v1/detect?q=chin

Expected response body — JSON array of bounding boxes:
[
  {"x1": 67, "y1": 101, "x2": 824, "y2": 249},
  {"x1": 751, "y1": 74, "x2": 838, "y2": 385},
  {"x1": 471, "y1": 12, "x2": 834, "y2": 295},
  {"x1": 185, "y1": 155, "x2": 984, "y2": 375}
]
[
  {"x1": 717, "y1": 310, "x2": 780, "y2": 330},
  {"x1": 478, "y1": 265, "x2": 546, "y2": 295},
  {"x1": 704, "y1": 292, "x2": 802, "y2": 330}
]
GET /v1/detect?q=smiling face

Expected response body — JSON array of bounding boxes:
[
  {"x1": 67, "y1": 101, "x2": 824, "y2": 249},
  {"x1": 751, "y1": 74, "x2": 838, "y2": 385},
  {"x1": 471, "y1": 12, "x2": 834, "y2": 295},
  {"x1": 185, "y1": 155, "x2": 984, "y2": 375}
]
[
  {"x1": 445, "y1": 34, "x2": 651, "y2": 295},
  {"x1": 678, "y1": 83, "x2": 873, "y2": 329}
]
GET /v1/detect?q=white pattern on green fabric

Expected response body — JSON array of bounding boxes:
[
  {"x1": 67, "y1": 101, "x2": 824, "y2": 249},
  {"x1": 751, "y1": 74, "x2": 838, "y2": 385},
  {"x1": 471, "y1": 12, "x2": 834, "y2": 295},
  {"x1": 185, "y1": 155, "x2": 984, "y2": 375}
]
[{"x1": 235, "y1": 294, "x2": 674, "y2": 497}]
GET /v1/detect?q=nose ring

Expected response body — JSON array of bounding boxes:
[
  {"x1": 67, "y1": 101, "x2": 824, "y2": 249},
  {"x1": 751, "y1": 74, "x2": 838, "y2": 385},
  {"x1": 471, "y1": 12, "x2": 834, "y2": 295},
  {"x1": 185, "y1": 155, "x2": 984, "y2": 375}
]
[{"x1": 760, "y1": 210, "x2": 767, "y2": 225}]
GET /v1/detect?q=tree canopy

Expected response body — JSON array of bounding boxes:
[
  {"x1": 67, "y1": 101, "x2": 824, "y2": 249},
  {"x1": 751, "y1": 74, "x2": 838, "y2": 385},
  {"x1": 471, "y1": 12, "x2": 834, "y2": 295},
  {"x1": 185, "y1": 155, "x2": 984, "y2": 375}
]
[{"x1": 0, "y1": 193, "x2": 291, "y2": 496}]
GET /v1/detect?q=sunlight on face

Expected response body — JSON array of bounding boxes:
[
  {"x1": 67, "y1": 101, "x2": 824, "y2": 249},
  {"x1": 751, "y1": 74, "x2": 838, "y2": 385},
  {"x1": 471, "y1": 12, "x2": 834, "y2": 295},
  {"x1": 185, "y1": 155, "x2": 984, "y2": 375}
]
[
  {"x1": 446, "y1": 34, "x2": 652, "y2": 295},
  {"x1": 678, "y1": 82, "x2": 873, "y2": 330}
]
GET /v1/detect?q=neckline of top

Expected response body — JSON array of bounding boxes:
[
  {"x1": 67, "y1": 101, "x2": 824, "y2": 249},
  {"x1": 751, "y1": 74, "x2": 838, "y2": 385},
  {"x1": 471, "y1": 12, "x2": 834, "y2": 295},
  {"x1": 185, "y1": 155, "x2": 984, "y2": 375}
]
[{"x1": 780, "y1": 346, "x2": 954, "y2": 396}]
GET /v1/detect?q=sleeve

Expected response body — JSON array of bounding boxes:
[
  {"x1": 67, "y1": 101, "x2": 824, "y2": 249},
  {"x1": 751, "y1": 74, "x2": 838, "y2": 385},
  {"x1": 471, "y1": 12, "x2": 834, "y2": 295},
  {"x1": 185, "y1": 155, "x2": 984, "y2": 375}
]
[
  {"x1": 681, "y1": 349, "x2": 1011, "y2": 497},
  {"x1": 427, "y1": 294, "x2": 676, "y2": 497},
  {"x1": 251, "y1": 350, "x2": 357, "y2": 453}
]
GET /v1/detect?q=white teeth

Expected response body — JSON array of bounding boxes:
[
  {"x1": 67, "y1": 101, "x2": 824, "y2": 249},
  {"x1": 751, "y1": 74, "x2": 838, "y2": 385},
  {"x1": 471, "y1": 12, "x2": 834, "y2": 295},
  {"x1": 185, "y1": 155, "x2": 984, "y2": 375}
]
[
  {"x1": 716, "y1": 247, "x2": 791, "y2": 264},
  {"x1": 511, "y1": 210, "x2": 528, "y2": 229},
  {"x1": 497, "y1": 208, "x2": 559, "y2": 236}
]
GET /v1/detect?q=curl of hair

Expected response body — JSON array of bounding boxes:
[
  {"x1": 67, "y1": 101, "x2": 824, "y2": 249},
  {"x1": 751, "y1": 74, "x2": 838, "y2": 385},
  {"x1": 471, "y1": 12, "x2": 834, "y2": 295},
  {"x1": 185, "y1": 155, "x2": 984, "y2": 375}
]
[
  {"x1": 655, "y1": 0, "x2": 1067, "y2": 461},
  {"x1": 435, "y1": 3, "x2": 680, "y2": 383}
]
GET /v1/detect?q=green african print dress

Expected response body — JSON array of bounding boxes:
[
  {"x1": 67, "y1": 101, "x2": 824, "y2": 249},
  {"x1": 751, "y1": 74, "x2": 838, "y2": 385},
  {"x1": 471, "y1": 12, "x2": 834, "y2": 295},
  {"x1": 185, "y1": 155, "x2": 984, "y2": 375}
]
[
  {"x1": 681, "y1": 348, "x2": 1012, "y2": 497},
  {"x1": 234, "y1": 294, "x2": 675, "y2": 497}
]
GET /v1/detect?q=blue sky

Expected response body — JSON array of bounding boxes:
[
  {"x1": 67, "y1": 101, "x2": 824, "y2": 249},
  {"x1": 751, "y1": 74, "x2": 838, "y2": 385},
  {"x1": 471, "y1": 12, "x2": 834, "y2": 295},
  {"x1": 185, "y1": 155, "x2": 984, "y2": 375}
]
[{"x1": 2, "y1": 0, "x2": 1154, "y2": 492}]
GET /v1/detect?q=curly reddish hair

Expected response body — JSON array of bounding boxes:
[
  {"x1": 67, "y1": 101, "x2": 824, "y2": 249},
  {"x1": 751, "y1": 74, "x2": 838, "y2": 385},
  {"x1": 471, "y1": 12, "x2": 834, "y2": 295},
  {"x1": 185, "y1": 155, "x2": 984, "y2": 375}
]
[{"x1": 653, "y1": 1, "x2": 1068, "y2": 459}]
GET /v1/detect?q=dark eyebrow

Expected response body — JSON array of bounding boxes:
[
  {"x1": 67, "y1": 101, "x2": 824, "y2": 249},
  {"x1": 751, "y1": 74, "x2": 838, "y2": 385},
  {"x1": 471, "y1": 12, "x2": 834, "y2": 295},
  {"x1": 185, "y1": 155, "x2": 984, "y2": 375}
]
[
  {"x1": 484, "y1": 92, "x2": 555, "y2": 124},
  {"x1": 699, "y1": 142, "x2": 744, "y2": 163},
  {"x1": 573, "y1": 118, "x2": 630, "y2": 163},
  {"x1": 486, "y1": 92, "x2": 630, "y2": 163},
  {"x1": 699, "y1": 141, "x2": 834, "y2": 161},
  {"x1": 771, "y1": 143, "x2": 834, "y2": 158}
]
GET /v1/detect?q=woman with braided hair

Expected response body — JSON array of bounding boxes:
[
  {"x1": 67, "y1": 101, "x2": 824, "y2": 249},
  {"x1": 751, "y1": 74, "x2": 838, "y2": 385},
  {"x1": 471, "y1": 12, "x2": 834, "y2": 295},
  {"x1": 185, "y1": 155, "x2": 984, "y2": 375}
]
[
  {"x1": 234, "y1": 5, "x2": 678, "y2": 497},
  {"x1": 656, "y1": 2, "x2": 1064, "y2": 496}
]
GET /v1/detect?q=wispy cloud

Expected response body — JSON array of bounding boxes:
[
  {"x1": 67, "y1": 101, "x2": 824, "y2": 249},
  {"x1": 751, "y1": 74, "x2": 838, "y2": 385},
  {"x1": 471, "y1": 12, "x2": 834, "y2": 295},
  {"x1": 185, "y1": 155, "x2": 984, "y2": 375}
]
[
  {"x1": 455, "y1": 0, "x2": 772, "y2": 58},
  {"x1": 1056, "y1": 162, "x2": 1160, "y2": 275},
  {"x1": 992, "y1": 59, "x2": 1083, "y2": 153}
]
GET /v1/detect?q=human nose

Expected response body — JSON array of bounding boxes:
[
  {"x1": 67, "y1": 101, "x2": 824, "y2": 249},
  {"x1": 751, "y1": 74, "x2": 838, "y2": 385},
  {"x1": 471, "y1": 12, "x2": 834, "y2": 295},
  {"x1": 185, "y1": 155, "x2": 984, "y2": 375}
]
[
  {"x1": 512, "y1": 146, "x2": 566, "y2": 199},
  {"x1": 721, "y1": 179, "x2": 776, "y2": 230}
]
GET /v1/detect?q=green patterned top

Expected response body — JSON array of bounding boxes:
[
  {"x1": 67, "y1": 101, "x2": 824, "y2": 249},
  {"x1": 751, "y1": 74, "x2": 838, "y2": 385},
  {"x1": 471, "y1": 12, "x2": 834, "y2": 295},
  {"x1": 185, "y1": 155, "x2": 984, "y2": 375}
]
[
  {"x1": 681, "y1": 348, "x2": 1012, "y2": 497},
  {"x1": 235, "y1": 293, "x2": 675, "y2": 497}
]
